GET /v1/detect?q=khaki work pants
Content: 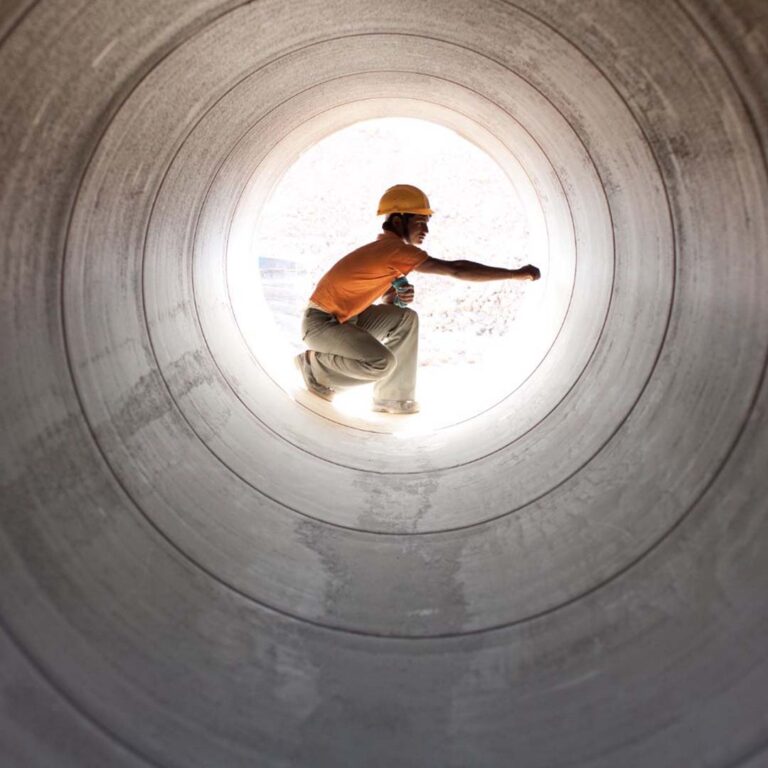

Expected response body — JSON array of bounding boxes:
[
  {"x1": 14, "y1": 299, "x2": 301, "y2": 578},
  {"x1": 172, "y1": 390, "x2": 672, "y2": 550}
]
[{"x1": 301, "y1": 304, "x2": 419, "y2": 401}]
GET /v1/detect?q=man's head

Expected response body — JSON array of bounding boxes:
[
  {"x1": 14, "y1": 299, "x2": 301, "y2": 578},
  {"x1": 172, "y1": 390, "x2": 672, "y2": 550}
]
[
  {"x1": 383, "y1": 213, "x2": 430, "y2": 245},
  {"x1": 377, "y1": 184, "x2": 433, "y2": 246}
]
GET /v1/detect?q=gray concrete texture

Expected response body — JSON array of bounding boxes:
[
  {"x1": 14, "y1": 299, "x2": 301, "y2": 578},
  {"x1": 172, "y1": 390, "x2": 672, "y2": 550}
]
[{"x1": 1, "y1": 1, "x2": 767, "y2": 766}]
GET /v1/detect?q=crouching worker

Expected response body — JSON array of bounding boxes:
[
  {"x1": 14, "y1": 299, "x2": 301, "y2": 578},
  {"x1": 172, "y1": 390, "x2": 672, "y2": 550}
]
[{"x1": 295, "y1": 184, "x2": 541, "y2": 414}]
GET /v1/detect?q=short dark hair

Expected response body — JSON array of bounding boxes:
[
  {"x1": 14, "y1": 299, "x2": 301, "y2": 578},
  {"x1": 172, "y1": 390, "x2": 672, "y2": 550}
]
[{"x1": 382, "y1": 212, "x2": 413, "y2": 233}]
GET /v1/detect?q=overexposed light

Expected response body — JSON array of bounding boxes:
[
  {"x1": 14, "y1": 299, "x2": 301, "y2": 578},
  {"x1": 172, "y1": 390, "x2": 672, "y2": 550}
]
[{"x1": 229, "y1": 115, "x2": 568, "y2": 432}]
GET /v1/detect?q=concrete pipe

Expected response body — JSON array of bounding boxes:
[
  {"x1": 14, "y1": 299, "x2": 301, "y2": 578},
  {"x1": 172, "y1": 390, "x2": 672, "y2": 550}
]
[{"x1": 1, "y1": 1, "x2": 767, "y2": 766}]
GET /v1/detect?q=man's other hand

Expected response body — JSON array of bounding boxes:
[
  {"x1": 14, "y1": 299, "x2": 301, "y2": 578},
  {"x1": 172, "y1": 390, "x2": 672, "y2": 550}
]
[
  {"x1": 382, "y1": 285, "x2": 415, "y2": 304},
  {"x1": 396, "y1": 283, "x2": 415, "y2": 303},
  {"x1": 517, "y1": 265, "x2": 541, "y2": 281}
]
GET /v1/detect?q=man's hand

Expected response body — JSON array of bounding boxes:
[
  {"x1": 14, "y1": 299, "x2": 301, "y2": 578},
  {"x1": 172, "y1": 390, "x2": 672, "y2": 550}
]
[
  {"x1": 381, "y1": 287, "x2": 396, "y2": 304},
  {"x1": 516, "y1": 265, "x2": 541, "y2": 281},
  {"x1": 382, "y1": 285, "x2": 415, "y2": 304},
  {"x1": 396, "y1": 283, "x2": 415, "y2": 304}
]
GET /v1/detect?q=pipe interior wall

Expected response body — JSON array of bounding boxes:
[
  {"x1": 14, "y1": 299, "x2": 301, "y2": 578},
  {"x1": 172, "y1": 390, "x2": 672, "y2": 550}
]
[{"x1": 1, "y1": 1, "x2": 767, "y2": 766}]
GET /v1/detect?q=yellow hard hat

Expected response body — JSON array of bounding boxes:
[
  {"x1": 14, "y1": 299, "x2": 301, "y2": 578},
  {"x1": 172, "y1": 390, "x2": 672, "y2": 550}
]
[{"x1": 376, "y1": 184, "x2": 433, "y2": 216}]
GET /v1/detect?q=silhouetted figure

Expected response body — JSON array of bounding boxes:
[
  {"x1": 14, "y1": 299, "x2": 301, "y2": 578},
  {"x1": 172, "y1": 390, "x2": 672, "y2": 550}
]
[{"x1": 295, "y1": 184, "x2": 540, "y2": 413}]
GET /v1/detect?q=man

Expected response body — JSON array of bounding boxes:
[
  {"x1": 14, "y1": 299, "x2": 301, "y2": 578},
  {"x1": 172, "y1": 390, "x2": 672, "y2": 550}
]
[{"x1": 295, "y1": 184, "x2": 541, "y2": 414}]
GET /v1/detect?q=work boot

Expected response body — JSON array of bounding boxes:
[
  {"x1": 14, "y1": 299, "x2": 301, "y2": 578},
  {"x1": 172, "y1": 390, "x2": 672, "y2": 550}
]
[
  {"x1": 372, "y1": 398, "x2": 420, "y2": 415},
  {"x1": 294, "y1": 351, "x2": 335, "y2": 402}
]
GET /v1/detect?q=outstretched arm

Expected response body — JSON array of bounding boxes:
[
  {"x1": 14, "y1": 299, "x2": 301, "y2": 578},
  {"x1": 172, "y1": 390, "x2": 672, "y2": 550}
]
[{"x1": 414, "y1": 256, "x2": 540, "y2": 281}]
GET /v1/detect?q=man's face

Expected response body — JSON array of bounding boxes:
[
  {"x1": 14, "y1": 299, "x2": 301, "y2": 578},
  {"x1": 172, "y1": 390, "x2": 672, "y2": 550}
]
[{"x1": 407, "y1": 215, "x2": 430, "y2": 245}]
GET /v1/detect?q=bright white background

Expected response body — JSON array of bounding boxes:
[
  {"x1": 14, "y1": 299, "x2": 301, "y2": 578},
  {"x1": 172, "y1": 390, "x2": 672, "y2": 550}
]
[{"x1": 232, "y1": 117, "x2": 553, "y2": 428}]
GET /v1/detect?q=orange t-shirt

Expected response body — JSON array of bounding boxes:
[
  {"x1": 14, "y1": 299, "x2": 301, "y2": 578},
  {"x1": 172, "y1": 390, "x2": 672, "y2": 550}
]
[{"x1": 310, "y1": 231, "x2": 429, "y2": 323}]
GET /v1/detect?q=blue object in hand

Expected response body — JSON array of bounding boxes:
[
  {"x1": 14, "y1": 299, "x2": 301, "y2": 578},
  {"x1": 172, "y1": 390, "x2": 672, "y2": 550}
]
[{"x1": 392, "y1": 276, "x2": 411, "y2": 308}]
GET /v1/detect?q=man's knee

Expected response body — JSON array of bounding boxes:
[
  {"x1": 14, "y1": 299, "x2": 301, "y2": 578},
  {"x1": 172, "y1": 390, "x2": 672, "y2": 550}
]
[
  {"x1": 363, "y1": 348, "x2": 397, "y2": 377},
  {"x1": 393, "y1": 305, "x2": 418, "y2": 331}
]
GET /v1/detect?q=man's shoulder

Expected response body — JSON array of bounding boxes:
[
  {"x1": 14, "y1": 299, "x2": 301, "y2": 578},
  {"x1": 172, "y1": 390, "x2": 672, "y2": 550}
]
[{"x1": 340, "y1": 232, "x2": 427, "y2": 265}]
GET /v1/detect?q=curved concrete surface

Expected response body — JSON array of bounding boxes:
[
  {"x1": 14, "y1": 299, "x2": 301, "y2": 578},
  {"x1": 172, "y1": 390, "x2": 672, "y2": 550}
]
[{"x1": 2, "y1": 1, "x2": 767, "y2": 766}]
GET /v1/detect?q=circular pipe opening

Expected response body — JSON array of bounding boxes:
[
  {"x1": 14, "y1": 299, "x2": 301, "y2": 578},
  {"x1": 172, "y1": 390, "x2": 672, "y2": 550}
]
[{"x1": 232, "y1": 115, "x2": 559, "y2": 431}]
